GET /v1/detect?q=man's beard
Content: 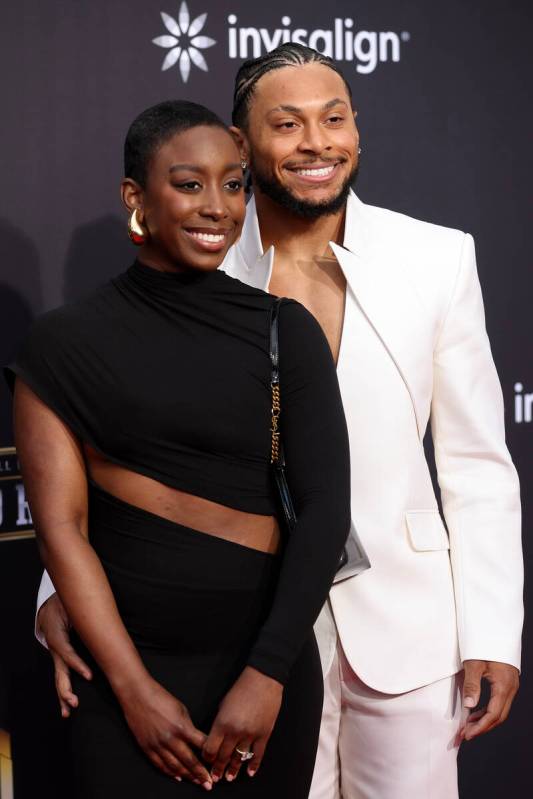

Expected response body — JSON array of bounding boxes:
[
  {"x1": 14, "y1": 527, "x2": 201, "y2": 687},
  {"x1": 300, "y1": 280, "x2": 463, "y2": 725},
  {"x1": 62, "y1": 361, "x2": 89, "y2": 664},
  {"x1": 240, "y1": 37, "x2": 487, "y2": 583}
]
[{"x1": 249, "y1": 159, "x2": 359, "y2": 221}]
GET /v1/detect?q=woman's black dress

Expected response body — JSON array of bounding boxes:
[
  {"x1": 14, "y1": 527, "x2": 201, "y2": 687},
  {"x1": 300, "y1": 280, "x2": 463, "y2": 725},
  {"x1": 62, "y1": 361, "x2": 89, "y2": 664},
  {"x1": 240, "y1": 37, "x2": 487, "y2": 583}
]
[{"x1": 6, "y1": 261, "x2": 351, "y2": 797}]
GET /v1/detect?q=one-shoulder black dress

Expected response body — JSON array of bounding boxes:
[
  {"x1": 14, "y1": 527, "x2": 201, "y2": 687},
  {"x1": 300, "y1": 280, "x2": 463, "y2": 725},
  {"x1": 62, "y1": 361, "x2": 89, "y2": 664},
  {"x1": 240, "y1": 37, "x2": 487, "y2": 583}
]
[{"x1": 6, "y1": 261, "x2": 351, "y2": 797}]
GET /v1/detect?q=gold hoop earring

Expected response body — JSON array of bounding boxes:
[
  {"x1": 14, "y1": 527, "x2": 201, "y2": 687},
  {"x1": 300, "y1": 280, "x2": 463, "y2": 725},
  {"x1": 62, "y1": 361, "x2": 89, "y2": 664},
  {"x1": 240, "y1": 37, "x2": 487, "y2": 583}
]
[{"x1": 128, "y1": 208, "x2": 147, "y2": 246}]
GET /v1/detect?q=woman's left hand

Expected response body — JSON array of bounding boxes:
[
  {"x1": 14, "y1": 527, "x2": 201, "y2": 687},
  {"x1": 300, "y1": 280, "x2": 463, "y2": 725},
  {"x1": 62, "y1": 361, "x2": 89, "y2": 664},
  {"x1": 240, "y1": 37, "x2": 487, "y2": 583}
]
[{"x1": 202, "y1": 666, "x2": 283, "y2": 783}]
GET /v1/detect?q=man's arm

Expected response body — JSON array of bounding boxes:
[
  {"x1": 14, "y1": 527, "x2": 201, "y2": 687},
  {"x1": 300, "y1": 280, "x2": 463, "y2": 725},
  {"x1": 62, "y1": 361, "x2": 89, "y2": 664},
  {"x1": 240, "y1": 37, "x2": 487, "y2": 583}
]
[
  {"x1": 38, "y1": 592, "x2": 93, "y2": 716},
  {"x1": 37, "y1": 550, "x2": 94, "y2": 719},
  {"x1": 36, "y1": 571, "x2": 57, "y2": 646},
  {"x1": 431, "y1": 232, "x2": 523, "y2": 737}
]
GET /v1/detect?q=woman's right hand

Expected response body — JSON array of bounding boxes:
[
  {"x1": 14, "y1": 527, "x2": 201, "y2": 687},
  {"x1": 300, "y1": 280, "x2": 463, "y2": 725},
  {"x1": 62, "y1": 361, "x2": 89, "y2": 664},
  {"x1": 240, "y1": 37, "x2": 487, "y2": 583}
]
[{"x1": 118, "y1": 676, "x2": 213, "y2": 790}]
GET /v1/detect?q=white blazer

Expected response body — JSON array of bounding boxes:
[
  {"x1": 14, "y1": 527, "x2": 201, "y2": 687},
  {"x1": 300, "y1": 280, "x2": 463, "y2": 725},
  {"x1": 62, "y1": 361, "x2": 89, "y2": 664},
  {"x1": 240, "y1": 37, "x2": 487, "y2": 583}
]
[
  {"x1": 36, "y1": 191, "x2": 523, "y2": 694},
  {"x1": 221, "y1": 191, "x2": 523, "y2": 693}
]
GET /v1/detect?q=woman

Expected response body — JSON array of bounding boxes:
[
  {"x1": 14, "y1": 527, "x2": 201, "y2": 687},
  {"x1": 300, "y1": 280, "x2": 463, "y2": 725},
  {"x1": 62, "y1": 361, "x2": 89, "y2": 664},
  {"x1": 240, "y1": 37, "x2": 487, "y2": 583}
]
[{"x1": 6, "y1": 101, "x2": 350, "y2": 797}]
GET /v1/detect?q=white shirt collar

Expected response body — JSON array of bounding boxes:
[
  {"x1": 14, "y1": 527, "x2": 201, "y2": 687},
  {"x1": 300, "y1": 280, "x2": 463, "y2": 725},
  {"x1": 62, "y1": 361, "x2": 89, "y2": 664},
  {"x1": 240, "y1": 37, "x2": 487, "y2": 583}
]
[{"x1": 222, "y1": 190, "x2": 369, "y2": 290}]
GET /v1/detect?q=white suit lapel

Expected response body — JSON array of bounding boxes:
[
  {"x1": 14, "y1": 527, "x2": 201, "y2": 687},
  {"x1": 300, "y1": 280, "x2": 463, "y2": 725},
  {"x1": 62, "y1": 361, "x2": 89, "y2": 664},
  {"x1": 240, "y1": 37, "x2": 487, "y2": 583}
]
[
  {"x1": 223, "y1": 197, "x2": 273, "y2": 289},
  {"x1": 333, "y1": 193, "x2": 430, "y2": 438}
]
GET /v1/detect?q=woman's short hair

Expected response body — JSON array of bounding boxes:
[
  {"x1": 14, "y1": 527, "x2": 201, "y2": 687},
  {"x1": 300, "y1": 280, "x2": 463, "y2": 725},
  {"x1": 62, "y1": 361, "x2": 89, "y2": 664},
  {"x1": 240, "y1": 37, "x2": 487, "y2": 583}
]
[{"x1": 124, "y1": 100, "x2": 227, "y2": 187}]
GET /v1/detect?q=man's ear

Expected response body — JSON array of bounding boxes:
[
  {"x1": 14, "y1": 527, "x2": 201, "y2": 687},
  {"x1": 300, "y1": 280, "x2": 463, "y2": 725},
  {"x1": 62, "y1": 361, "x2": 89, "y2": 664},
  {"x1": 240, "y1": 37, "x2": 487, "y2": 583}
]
[
  {"x1": 229, "y1": 125, "x2": 249, "y2": 162},
  {"x1": 352, "y1": 109, "x2": 360, "y2": 141},
  {"x1": 121, "y1": 179, "x2": 144, "y2": 215}
]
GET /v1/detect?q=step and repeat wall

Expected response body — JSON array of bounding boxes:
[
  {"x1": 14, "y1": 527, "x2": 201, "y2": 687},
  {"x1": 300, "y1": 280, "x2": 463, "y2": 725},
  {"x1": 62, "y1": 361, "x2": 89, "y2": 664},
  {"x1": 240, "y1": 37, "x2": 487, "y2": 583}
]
[{"x1": 1, "y1": 1, "x2": 531, "y2": 796}]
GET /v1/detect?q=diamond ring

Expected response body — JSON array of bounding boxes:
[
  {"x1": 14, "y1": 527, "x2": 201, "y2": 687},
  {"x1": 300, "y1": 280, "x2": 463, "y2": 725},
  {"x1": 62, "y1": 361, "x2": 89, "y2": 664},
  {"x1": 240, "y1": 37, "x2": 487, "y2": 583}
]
[{"x1": 235, "y1": 747, "x2": 254, "y2": 762}]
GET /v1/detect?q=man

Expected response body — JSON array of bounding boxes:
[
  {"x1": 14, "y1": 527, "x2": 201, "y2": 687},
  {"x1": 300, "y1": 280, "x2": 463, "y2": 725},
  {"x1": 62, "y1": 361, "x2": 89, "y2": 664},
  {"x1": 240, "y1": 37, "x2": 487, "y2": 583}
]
[{"x1": 36, "y1": 44, "x2": 522, "y2": 798}]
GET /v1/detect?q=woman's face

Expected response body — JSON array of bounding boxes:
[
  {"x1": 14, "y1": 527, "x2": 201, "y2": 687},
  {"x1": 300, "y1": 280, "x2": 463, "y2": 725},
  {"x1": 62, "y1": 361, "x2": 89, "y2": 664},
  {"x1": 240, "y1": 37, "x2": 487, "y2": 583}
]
[{"x1": 128, "y1": 125, "x2": 245, "y2": 273}]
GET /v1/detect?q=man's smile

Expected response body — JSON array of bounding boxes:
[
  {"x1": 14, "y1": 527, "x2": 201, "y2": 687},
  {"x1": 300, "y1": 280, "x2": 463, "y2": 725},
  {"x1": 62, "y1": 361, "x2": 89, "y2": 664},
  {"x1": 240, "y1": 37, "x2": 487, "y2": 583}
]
[{"x1": 284, "y1": 159, "x2": 345, "y2": 184}]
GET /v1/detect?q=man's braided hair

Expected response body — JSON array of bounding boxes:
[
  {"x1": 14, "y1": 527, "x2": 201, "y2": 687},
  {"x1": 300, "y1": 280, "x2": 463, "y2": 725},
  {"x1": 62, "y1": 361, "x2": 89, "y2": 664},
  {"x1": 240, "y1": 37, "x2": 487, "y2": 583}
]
[{"x1": 232, "y1": 43, "x2": 353, "y2": 129}]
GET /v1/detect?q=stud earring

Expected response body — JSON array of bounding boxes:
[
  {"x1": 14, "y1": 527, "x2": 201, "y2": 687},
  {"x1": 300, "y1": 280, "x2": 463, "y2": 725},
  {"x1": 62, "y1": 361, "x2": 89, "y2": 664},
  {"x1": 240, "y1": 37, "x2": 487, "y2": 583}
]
[
  {"x1": 358, "y1": 147, "x2": 362, "y2": 155},
  {"x1": 128, "y1": 208, "x2": 147, "y2": 246},
  {"x1": 241, "y1": 159, "x2": 248, "y2": 170}
]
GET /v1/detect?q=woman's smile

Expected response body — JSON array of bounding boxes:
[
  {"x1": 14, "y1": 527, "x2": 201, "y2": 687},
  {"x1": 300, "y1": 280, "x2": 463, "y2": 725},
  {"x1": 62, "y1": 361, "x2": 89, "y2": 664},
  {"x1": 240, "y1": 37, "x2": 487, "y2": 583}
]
[{"x1": 183, "y1": 226, "x2": 234, "y2": 252}]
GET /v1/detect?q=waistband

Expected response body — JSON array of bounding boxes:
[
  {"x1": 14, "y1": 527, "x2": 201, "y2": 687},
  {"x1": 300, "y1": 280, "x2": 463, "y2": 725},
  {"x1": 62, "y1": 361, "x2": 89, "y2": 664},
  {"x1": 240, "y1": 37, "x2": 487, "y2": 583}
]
[{"x1": 86, "y1": 481, "x2": 280, "y2": 653}]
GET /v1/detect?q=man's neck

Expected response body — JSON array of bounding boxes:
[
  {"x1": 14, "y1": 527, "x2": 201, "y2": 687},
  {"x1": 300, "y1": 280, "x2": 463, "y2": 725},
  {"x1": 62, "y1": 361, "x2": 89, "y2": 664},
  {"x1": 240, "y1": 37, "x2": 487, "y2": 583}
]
[{"x1": 254, "y1": 189, "x2": 346, "y2": 263}]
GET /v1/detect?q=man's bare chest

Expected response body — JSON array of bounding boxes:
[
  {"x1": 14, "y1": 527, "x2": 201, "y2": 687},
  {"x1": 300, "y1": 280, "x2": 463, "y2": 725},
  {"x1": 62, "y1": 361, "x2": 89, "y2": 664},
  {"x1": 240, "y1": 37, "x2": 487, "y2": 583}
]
[{"x1": 269, "y1": 257, "x2": 346, "y2": 364}]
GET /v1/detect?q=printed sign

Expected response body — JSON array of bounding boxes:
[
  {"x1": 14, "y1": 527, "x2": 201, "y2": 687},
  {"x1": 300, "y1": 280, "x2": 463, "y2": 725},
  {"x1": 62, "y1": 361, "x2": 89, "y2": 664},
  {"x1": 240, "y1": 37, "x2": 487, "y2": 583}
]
[{"x1": 0, "y1": 447, "x2": 34, "y2": 542}]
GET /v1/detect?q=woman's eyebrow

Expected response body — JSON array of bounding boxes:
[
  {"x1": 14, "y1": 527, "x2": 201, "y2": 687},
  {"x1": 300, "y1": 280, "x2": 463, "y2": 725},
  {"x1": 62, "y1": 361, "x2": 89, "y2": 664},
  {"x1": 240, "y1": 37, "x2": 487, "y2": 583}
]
[
  {"x1": 169, "y1": 163, "x2": 242, "y2": 174},
  {"x1": 168, "y1": 164, "x2": 202, "y2": 173},
  {"x1": 168, "y1": 161, "x2": 242, "y2": 173}
]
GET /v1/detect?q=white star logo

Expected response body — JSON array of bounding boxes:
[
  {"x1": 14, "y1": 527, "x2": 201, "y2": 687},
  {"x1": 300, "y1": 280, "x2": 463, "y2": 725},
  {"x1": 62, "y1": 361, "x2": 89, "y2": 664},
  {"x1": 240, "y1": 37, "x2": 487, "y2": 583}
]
[{"x1": 152, "y1": 2, "x2": 216, "y2": 83}]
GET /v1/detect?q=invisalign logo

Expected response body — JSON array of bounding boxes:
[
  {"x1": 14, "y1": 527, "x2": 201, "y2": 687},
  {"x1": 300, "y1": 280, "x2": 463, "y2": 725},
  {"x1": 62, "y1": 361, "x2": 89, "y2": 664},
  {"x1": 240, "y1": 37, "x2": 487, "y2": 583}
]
[
  {"x1": 153, "y1": 7, "x2": 411, "y2": 82},
  {"x1": 227, "y1": 15, "x2": 410, "y2": 75},
  {"x1": 153, "y1": 2, "x2": 216, "y2": 83},
  {"x1": 514, "y1": 383, "x2": 533, "y2": 423}
]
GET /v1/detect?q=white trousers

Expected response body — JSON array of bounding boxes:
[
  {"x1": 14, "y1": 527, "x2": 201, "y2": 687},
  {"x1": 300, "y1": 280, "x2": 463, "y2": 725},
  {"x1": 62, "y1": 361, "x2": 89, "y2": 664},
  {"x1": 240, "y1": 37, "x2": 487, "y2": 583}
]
[{"x1": 309, "y1": 644, "x2": 466, "y2": 799}]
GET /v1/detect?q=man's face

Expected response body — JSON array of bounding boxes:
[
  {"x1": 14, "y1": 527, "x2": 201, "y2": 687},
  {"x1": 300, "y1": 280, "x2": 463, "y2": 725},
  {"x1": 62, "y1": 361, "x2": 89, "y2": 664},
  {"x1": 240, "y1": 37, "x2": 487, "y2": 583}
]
[{"x1": 241, "y1": 63, "x2": 359, "y2": 219}]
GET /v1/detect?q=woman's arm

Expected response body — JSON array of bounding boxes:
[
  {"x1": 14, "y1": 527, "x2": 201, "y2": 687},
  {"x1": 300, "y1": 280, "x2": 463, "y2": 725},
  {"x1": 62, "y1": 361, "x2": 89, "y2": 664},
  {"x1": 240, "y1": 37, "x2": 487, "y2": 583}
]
[
  {"x1": 203, "y1": 301, "x2": 351, "y2": 781},
  {"x1": 247, "y1": 300, "x2": 351, "y2": 680},
  {"x1": 14, "y1": 379, "x2": 213, "y2": 789}
]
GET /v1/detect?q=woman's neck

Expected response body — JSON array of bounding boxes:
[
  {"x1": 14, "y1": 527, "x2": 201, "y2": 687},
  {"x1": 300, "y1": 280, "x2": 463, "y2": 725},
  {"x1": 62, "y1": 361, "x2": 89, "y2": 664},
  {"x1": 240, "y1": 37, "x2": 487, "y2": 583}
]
[{"x1": 136, "y1": 248, "x2": 188, "y2": 274}]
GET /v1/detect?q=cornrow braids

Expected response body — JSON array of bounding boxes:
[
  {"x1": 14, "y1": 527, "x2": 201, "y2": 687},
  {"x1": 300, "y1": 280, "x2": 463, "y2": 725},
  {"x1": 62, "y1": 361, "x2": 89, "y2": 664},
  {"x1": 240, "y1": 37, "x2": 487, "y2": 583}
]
[{"x1": 232, "y1": 43, "x2": 353, "y2": 129}]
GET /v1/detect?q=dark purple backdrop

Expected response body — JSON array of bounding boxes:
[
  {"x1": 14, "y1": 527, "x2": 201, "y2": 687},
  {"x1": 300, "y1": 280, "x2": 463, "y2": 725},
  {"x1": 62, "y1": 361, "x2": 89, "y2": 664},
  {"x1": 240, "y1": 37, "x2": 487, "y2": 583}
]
[{"x1": 1, "y1": 1, "x2": 531, "y2": 796}]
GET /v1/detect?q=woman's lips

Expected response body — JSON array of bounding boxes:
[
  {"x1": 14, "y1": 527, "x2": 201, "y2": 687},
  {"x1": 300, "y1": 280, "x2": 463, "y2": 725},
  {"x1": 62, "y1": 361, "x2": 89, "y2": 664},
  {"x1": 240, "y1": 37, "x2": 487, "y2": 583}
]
[{"x1": 183, "y1": 228, "x2": 231, "y2": 252}]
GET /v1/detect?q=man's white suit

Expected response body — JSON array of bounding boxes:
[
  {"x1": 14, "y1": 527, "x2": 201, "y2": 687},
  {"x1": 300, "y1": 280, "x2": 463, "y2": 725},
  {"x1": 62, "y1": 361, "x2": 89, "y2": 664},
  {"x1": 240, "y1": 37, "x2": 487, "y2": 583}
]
[{"x1": 220, "y1": 190, "x2": 523, "y2": 694}]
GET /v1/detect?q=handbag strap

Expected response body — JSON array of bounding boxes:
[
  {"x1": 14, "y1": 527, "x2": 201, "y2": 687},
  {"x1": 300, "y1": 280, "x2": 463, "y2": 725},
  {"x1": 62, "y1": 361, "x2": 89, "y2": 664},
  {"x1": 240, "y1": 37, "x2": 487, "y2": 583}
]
[{"x1": 269, "y1": 298, "x2": 283, "y2": 465}]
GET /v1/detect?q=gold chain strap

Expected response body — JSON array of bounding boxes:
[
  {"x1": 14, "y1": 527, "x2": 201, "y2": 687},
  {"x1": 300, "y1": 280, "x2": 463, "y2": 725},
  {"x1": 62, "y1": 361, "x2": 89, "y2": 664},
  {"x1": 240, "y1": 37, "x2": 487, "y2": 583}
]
[{"x1": 271, "y1": 382, "x2": 281, "y2": 464}]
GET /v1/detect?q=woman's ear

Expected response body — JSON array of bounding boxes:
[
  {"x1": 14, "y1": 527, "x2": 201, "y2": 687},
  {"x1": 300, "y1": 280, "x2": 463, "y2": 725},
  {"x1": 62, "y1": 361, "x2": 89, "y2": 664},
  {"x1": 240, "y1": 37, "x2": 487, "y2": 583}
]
[{"x1": 121, "y1": 179, "x2": 144, "y2": 215}]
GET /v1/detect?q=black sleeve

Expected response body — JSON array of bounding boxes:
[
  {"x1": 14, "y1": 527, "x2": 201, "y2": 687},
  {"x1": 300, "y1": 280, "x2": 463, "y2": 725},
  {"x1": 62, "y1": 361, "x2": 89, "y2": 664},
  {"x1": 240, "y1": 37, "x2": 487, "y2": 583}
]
[
  {"x1": 247, "y1": 300, "x2": 351, "y2": 684},
  {"x1": 3, "y1": 308, "x2": 97, "y2": 448}
]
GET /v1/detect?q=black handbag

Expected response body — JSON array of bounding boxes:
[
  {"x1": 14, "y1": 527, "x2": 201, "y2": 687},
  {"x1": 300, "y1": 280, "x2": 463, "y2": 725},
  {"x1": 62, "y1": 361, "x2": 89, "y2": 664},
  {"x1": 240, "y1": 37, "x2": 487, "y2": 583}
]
[{"x1": 269, "y1": 297, "x2": 371, "y2": 583}]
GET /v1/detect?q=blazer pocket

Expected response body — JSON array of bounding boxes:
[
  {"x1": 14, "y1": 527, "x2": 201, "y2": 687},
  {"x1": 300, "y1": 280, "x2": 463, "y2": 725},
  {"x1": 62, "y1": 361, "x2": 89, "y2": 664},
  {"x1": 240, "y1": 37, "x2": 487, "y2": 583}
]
[{"x1": 405, "y1": 510, "x2": 450, "y2": 552}]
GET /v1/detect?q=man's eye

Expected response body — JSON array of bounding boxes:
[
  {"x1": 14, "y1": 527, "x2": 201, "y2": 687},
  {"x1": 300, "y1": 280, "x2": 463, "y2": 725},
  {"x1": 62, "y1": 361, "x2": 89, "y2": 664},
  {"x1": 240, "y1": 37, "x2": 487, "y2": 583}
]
[
  {"x1": 277, "y1": 121, "x2": 297, "y2": 129},
  {"x1": 327, "y1": 115, "x2": 344, "y2": 124}
]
